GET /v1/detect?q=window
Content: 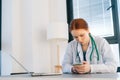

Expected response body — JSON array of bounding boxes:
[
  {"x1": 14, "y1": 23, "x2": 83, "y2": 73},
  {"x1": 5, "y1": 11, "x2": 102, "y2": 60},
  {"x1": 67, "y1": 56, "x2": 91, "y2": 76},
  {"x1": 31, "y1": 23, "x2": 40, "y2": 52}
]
[
  {"x1": 67, "y1": 0, "x2": 120, "y2": 44},
  {"x1": 73, "y1": 0, "x2": 114, "y2": 37}
]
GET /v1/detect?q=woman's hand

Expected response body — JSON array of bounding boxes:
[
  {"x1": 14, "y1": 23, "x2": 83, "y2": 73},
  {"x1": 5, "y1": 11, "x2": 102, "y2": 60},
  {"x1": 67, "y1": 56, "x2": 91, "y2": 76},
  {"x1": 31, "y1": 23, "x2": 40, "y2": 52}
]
[{"x1": 72, "y1": 61, "x2": 91, "y2": 74}]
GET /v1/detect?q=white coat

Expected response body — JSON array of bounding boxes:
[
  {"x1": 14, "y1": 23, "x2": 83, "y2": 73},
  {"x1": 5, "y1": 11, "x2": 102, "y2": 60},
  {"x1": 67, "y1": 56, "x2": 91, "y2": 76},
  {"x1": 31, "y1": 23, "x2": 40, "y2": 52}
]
[{"x1": 62, "y1": 35, "x2": 117, "y2": 73}]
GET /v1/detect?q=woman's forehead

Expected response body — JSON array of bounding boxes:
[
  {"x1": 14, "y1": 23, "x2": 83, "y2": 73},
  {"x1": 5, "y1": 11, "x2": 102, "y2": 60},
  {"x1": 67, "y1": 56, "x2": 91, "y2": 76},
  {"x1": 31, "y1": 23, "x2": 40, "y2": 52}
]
[{"x1": 71, "y1": 29, "x2": 89, "y2": 36}]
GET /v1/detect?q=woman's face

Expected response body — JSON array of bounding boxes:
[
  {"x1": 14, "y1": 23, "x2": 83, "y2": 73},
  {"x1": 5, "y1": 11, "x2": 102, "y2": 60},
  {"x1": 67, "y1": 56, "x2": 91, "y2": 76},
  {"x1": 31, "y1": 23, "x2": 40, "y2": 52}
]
[{"x1": 71, "y1": 29, "x2": 90, "y2": 46}]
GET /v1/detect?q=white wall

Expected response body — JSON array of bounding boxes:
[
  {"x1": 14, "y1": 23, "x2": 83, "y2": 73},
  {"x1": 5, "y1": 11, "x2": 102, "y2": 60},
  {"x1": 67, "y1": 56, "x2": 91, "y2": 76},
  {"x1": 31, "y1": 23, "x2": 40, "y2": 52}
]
[
  {"x1": 31, "y1": 0, "x2": 51, "y2": 73},
  {"x1": 2, "y1": 0, "x2": 12, "y2": 75},
  {"x1": 2, "y1": 0, "x2": 68, "y2": 75}
]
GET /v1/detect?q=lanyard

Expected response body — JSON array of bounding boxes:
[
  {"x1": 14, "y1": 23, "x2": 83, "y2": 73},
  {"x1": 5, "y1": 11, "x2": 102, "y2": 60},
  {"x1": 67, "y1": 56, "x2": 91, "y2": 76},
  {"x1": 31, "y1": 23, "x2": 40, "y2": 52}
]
[
  {"x1": 75, "y1": 43, "x2": 81, "y2": 64},
  {"x1": 76, "y1": 34, "x2": 99, "y2": 62},
  {"x1": 89, "y1": 34, "x2": 99, "y2": 61}
]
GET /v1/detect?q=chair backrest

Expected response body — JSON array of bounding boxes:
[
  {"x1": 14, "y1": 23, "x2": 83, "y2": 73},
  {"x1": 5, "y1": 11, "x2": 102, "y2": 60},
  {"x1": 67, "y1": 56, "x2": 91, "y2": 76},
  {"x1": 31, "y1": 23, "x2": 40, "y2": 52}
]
[{"x1": 117, "y1": 67, "x2": 120, "y2": 72}]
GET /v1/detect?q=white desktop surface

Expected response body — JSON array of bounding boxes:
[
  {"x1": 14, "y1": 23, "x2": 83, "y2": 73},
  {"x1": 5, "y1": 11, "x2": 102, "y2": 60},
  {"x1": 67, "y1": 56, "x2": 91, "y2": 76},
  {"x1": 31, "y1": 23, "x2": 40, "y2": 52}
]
[{"x1": 1, "y1": 73, "x2": 120, "y2": 80}]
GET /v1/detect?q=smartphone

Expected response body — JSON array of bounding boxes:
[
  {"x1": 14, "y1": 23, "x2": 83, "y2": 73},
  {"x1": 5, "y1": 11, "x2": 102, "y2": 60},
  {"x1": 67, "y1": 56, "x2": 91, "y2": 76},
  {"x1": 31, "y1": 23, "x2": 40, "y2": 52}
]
[{"x1": 73, "y1": 63, "x2": 82, "y2": 66}]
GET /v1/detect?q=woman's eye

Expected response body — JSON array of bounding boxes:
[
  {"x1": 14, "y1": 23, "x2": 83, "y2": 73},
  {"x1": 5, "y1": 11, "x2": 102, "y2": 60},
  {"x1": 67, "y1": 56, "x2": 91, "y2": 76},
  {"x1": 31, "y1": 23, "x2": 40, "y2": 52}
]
[
  {"x1": 74, "y1": 37, "x2": 78, "y2": 39},
  {"x1": 73, "y1": 34, "x2": 84, "y2": 39}
]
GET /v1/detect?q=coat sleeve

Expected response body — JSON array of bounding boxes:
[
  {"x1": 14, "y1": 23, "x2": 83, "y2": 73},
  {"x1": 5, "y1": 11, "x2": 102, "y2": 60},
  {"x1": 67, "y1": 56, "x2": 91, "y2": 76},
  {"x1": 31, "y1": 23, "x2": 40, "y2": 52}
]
[
  {"x1": 62, "y1": 42, "x2": 74, "y2": 73},
  {"x1": 90, "y1": 38, "x2": 117, "y2": 73}
]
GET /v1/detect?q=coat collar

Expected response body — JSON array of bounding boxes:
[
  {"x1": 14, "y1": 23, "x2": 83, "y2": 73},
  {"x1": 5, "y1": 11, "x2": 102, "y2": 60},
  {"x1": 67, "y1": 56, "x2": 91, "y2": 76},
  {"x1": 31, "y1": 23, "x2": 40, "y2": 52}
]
[{"x1": 76, "y1": 37, "x2": 93, "y2": 62}]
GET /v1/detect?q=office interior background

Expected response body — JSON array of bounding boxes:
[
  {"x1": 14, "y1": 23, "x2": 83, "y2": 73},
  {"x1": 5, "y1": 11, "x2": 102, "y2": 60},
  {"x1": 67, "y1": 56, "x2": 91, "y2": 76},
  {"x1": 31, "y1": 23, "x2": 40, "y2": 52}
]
[{"x1": 0, "y1": 0, "x2": 120, "y2": 75}]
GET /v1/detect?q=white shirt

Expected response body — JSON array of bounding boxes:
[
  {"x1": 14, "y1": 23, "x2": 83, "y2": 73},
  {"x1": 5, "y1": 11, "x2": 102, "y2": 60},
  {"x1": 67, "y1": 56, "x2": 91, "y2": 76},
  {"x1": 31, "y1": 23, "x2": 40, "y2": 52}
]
[{"x1": 62, "y1": 35, "x2": 117, "y2": 73}]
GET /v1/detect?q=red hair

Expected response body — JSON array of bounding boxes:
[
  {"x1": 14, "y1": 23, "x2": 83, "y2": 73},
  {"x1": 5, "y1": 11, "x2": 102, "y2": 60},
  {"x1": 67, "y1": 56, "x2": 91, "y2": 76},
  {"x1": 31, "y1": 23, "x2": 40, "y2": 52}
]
[{"x1": 70, "y1": 18, "x2": 89, "y2": 32}]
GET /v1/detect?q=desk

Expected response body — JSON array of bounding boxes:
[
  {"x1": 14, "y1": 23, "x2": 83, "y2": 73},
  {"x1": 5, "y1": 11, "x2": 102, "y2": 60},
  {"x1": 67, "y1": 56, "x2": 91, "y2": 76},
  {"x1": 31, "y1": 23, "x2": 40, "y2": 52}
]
[{"x1": 0, "y1": 73, "x2": 120, "y2": 80}]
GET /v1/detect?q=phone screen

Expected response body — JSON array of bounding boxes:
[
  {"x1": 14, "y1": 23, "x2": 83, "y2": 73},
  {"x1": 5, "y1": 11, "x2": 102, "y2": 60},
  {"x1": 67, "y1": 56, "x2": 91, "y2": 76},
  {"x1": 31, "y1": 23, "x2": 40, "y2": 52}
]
[{"x1": 73, "y1": 63, "x2": 82, "y2": 66}]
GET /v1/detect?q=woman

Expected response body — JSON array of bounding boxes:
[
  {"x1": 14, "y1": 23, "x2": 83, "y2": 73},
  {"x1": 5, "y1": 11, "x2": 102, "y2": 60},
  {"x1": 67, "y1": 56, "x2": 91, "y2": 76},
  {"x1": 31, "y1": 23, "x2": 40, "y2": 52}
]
[{"x1": 62, "y1": 18, "x2": 117, "y2": 74}]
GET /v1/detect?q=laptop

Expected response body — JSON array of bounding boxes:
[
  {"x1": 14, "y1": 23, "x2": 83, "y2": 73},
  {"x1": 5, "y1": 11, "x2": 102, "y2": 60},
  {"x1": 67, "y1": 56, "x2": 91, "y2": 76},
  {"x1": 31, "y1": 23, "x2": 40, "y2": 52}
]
[
  {"x1": 9, "y1": 54, "x2": 62, "y2": 76},
  {"x1": 31, "y1": 72, "x2": 62, "y2": 77},
  {"x1": 11, "y1": 71, "x2": 62, "y2": 76}
]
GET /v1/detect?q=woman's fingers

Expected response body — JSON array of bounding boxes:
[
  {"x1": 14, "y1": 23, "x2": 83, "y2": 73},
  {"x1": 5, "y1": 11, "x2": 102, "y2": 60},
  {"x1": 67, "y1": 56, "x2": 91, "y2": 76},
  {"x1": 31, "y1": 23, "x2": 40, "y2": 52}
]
[{"x1": 73, "y1": 62, "x2": 90, "y2": 73}]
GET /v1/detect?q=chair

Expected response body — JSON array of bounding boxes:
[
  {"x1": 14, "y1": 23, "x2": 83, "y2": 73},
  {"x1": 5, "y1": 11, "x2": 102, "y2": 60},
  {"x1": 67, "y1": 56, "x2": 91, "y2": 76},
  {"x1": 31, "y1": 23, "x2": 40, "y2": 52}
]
[{"x1": 117, "y1": 67, "x2": 120, "y2": 72}]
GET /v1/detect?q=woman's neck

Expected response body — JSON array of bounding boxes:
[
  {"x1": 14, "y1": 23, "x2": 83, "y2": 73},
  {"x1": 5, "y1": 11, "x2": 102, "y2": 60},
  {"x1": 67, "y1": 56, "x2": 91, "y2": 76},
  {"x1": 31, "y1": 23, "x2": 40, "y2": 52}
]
[{"x1": 82, "y1": 44, "x2": 89, "y2": 52}]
